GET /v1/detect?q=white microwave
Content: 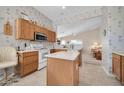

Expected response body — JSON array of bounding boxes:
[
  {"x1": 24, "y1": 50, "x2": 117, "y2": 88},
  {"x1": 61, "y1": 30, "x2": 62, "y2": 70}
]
[{"x1": 34, "y1": 32, "x2": 47, "y2": 41}]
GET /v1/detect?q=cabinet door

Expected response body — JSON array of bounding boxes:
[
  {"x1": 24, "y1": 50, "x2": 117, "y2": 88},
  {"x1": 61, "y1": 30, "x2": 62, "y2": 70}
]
[
  {"x1": 113, "y1": 58, "x2": 121, "y2": 80},
  {"x1": 34, "y1": 24, "x2": 38, "y2": 32},
  {"x1": 27, "y1": 22, "x2": 34, "y2": 40},
  {"x1": 40, "y1": 27, "x2": 46, "y2": 34},
  {"x1": 74, "y1": 56, "x2": 79, "y2": 85},
  {"x1": 16, "y1": 19, "x2": 34, "y2": 40},
  {"x1": 16, "y1": 19, "x2": 25, "y2": 39},
  {"x1": 52, "y1": 32, "x2": 56, "y2": 42},
  {"x1": 22, "y1": 19, "x2": 30, "y2": 39},
  {"x1": 122, "y1": 57, "x2": 124, "y2": 84},
  {"x1": 47, "y1": 31, "x2": 56, "y2": 42},
  {"x1": 51, "y1": 32, "x2": 55, "y2": 42},
  {"x1": 46, "y1": 30, "x2": 51, "y2": 42}
]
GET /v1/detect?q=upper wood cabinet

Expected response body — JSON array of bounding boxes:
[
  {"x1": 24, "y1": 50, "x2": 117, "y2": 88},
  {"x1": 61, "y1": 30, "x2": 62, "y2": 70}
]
[
  {"x1": 16, "y1": 18, "x2": 34, "y2": 40},
  {"x1": 52, "y1": 31, "x2": 56, "y2": 42},
  {"x1": 47, "y1": 30, "x2": 56, "y2": 42},
  {"x1": 16, "y1": 18, "x2": 56, "y2": 42}
]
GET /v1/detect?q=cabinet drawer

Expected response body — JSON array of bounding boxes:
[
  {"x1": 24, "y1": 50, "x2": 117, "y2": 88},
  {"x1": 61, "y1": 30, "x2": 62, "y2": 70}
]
[
  {"x1": 23, "y1": 51, "x2": 38, "y2": 57},
  {"x1": 23, "y1": 63, "x2": 38, "y2": 76},
  {"x1": 112, "y1": 53, "x2": 121, "y2": 60},
  {"x1": 23, "y1": 55, "x2": 38, "y2": 65}
]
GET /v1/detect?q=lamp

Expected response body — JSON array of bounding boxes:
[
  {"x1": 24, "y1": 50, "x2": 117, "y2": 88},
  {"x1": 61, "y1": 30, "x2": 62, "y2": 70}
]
[{"x1": 91, "y1": 42, "x2": 102, "y2": 50}]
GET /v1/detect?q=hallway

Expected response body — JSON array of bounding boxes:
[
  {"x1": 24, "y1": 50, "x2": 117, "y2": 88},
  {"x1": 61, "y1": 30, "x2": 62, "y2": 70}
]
[
  {"x1": 79, "y1": 62, "x2": 121, "y2": 86},
  {"x1": 79, "y1": 53, "x2": 121, "y2": 86}
]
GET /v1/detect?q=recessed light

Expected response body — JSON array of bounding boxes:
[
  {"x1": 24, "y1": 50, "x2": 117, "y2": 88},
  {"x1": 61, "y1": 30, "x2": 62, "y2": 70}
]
[{"x1": 62, "y1": 6, "x2": 66, "y2": 9}]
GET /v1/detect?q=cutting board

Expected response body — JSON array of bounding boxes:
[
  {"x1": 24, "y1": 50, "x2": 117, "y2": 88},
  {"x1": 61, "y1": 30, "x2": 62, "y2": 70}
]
[{"x1": 4, "y1": 21, "x2": 12, "y2": 35}]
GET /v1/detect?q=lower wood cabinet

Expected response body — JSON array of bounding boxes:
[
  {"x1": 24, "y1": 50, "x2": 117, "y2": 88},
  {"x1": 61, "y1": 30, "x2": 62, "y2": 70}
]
[
  {"x1": 16, "y1": 51, "x2": 38, "y2": 77},
  {"x1": 121, "y1": 56, "x2": 124, "y2": 84},
  {"x1": 50, "y1": 49, "x2": 67, "y2": 53},
  {"x1": 112, "y1": 53, "x2": 121, "y2": 80},
  {"x1": 112, "y1": 53, "x2": 124, "y2": 84},
  {"x1": 47, "y1": 56, "x2": 79, "y2": 86}
]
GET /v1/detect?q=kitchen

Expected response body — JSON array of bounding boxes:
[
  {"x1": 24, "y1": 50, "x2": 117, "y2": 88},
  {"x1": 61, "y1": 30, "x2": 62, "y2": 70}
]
[{"x1": 0, "y1": 6, "x2": 124, "y2": 86}]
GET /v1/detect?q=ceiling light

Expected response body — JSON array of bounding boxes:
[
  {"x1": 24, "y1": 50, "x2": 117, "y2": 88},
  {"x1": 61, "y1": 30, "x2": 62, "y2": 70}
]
[{"x1": 62, "y1": 6, "x2": 66, "y2": 9}]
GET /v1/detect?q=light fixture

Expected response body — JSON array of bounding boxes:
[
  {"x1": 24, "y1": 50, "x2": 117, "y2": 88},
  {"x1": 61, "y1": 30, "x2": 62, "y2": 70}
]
[{"x1": 62, "y1": 6, "x2": 66, "y2": 9}]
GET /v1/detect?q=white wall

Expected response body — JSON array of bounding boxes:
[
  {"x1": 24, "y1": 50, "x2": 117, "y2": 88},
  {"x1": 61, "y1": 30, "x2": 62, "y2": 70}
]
[
  {"x1": 59, "y1": 6, "x2": 124, "y2": 75},
  {"x1": 61, "y1": 28, "x2": 101, "y2": 54},
  {"x1": 101, "y1": 6, "x2": 124, "y2": 74}
]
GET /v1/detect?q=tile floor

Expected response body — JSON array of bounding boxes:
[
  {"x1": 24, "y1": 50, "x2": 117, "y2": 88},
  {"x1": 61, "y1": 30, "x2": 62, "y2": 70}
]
[{"x1": 9, "y1": 53, "x2": 121, "y2": 86}]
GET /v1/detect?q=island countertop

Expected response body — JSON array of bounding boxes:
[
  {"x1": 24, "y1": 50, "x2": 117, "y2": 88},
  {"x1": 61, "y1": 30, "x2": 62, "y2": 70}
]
[{"x1": 45, "y1": 51, "x2": 80, "y2": 61}]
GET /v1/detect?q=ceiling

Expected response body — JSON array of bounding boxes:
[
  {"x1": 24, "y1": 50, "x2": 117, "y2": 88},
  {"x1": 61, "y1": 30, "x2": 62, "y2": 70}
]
[
  {"x1": 34, "y1": 6, "x2": 102, "y2": 25},
  {"x1": 57, "y1": 16, "x2": 102, "y2": 38}
]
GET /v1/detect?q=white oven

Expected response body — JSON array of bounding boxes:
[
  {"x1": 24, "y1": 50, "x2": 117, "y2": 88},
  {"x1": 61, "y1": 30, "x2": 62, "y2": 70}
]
[
  {"x1": 30, "y1": 44, "x2": 49, "y2": 70},
  {"x1": 38, "y1": 48, "x2": 49, "y2": 70}
]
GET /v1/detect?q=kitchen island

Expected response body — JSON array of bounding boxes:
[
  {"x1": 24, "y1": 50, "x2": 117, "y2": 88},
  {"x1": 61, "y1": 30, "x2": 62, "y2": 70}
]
[
  {"x1": 46, "y1": 51, "x2": 80, "y2": 86},
  {"x1": 50, "y1": 48, "x2": 82, "y2": 66}
]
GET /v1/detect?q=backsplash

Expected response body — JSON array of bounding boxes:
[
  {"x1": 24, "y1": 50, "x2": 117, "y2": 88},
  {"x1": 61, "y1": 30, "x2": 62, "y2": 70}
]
[{"x1": 0, "y1": 6, "x2": 56, "y2": 79}]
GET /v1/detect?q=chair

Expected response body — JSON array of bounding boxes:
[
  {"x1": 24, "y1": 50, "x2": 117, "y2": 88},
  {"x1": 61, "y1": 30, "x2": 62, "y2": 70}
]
[{"x1": 0, "y1": 46, "x2": 18, "y2": 85}]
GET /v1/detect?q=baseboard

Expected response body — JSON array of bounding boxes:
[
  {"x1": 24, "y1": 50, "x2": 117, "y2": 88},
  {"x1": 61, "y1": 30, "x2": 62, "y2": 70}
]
[{"x1": 102, "y1": 65, "x2": 115, "y2": 77}]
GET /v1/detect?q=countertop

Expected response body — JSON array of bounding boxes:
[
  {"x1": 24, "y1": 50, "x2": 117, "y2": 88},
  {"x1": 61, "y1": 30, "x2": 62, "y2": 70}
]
[
  {"x1": 45, "y1": 51, "x2": 80, "y2": 61},
  {"x1": 17, "y1": 50, "x2": 38, "y2": 53},
  {"x1": 51, "y1": 48, "x2": 83, "y2": 51},
  {"x1": 113, "y1": 51, "x2": 124, "y2": 56}
]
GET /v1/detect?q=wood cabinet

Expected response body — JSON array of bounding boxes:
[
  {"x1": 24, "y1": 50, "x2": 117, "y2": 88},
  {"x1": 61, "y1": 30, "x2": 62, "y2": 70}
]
[
  {"x1": 112, "y1": 53, "x2": 121, "y2": 80},
  {"x1": 16, "y1": 18, "x2": 56, "y2": 42},
  {"x1": 45, "y1": 29, "x2": 56, "y2": 42},
  {"x1": 121, "y1": 56, "x2": 124, "y2": 84},
  {"x1": 112, "y1": 53, "x2": 124, "y2": 84},
  {"x1": 47, "y1": 56, "x2": 79, "y2": 86},
  {"x1": 51, "y1": 31, "x2": 56, "y2": 42},
  {"x1": 34, "y1": 24, "x2": 56, "y2": 42},
  {"x1": 16, "y1": 18, "x2": 34, "y2": 40},
  {"x1": 50, "y1": 49, "x2": 67, "y2": 53},
  {"x1": 92, "y1": 50, "x2": 102, "y2": 60},
  {"x1": 50, "y1": 48, "x2": 82, "y2": 66},
  {"x1": 16, "y1": 51, "x2": 38, "y2": 77}
]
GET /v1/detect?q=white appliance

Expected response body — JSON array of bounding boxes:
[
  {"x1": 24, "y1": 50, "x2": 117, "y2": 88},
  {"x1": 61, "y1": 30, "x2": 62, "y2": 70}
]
[
  {"x1": 38, "y1": 48, "x2": 49, "y2": 70},
  {"x1": 30, "y1": 44, "x2": 49, "y2": 70}
]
